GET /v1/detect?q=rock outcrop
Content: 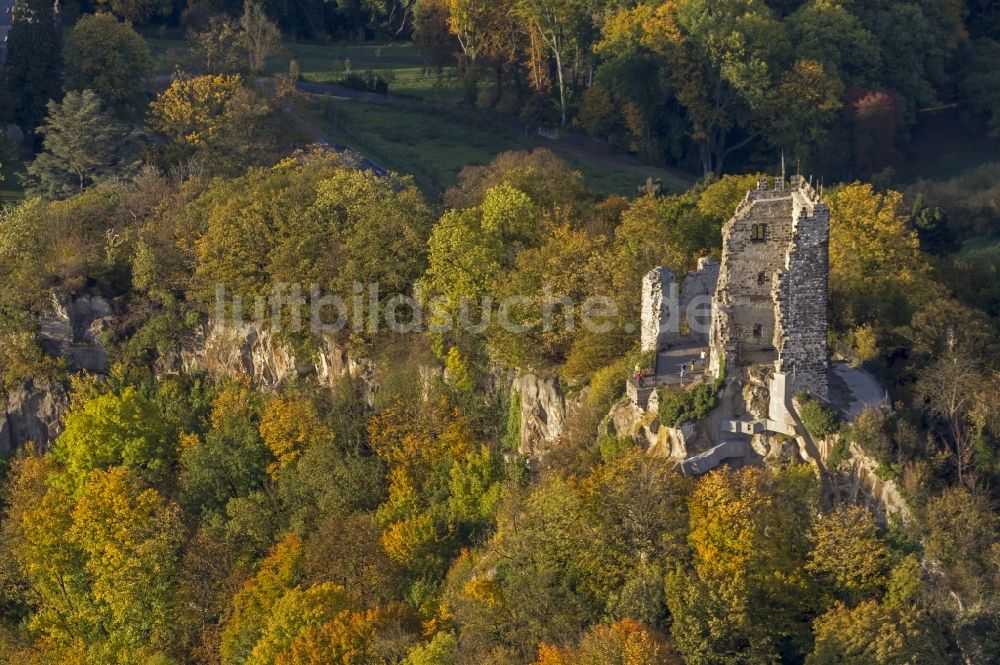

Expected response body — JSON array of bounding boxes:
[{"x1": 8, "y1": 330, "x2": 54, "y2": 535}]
[
  {"x1": 822, "y1": 437, "x2": 912, "y2": 523},
  {"x1": 166, "y1": 322, "x2": 380, "y2": 403},
  {"x1": 39, "y1": 293, "x2": 114, "y2": 374},
  {"x1": 514, "y1": 374, "x2": 588, "y2": 458},
  {"x1": 0, "y1": 380, "x2": 67, "y2": 454},
  {"x1": 606, "y1": 398, "x2": 659, "y2": 449}
]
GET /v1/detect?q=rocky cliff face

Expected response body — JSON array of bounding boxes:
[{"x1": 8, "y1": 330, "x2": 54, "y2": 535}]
[
  {"x1": 39, "y1": 293, "x2": 114, "y2": 374},
  {"x1": 1, "y1": 292, "x2": 115, "y2": 452},
  {"x1": 164, "y1": 322, "x2": 379, "y2": 403},
  {"x1": 820, "y1": 436, "x2": 912, "y2": 523},
  {"x1": 0, "y1": 380, "x2": 67, "y2": 454},
  {"x1": 606, "y1": 399, "x2": 660, "y2": 449},
  {"x1": 514, "y1": 374, "x2": 592, "y2": 458}
]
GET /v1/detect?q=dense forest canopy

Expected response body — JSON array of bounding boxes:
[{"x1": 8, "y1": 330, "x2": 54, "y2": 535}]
[{"x1": 0, "y1": 1, "x2": 997, "y2": 664}]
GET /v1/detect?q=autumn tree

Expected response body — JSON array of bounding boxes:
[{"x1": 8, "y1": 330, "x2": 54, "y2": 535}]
[
  {"x1": 149, "y1": 74, "x2": 281, "y2": 173},
  {"x1": 807, "y1": 600, "x2": 949, "y2": 665},
  {"x1": 515, "y1": 0, "x2": 591, "y2": 125},
  {"x1": 489, "y1": 225, "x2": 618, "y2": 372},
  {"x1": 667, "y1": 466, "x2": 818, "y2": 664},
  {"x1": 221, "y1": 533, "x2": 307, "y2": 664},
  {"x1": 826, "y1": 183, "x2": 939, "y2": 340},
  {"x1": 534, "y1": 619, "x2": 681, "y2": 665},
  {"x1": 260, "y1": 393, "x2": 334, "y2": 477},
  {"x1": 7, "y1": 465, "x2": 183, "y2": 661},
  {"x1": 241, "y1": 0, "x2": 282, "y2": 74},
  {"x1": 807, "y1": 505, "x2": 891, "y2": 605}
]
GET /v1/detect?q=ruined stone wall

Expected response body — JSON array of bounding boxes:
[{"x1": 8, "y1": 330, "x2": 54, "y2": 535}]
[
  {"x1": 641, "y1": 267, "x2": 675, "y2": 352},
  {"x1": 710, "y1": 179, "x2": 795, "y2": 373},
  {"x1": 710, "y1": 177, "x2": 829, "y2": 399},
  {"x1": 680, "y1": 257, "x2": 720, "y2": 342},
  {"x1": 775, "y1": 188, "x2": 830, "y2": 398}
]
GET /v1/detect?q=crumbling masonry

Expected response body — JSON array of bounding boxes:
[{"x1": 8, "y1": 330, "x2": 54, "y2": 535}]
[{"x1": 709, "y1": 175, "x2": 829, "y2": 399}]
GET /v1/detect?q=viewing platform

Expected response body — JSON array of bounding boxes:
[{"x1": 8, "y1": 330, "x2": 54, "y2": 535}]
[{"x1": 627, "y1": 337, "x2": 710, "y2": 410}]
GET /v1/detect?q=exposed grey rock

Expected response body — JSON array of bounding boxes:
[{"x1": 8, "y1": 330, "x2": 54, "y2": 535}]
[
  {"x1": 824, "y1": 437, "x2": 912, "y2": 523},
  {"x1": 514, "y1": 373, "x2": 586, "y2": 458},
  {"x1": 178, "y1": 321, "x2": 378, "y2": 397},
  {"x1": 0, "y1": 380, "x2": 67, "y2": 454},
  {"x1": 39, "y1": 293, "x2": 114, "y2": 374},
  {"x1": 606, "y1": 398, "x2": 659, "y2": 448}
]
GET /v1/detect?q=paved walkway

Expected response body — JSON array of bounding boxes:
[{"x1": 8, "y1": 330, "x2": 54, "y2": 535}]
[
  {"x1": 830, "y1": 362, "x2": 888, "y2": 420},
  {"x1": 652, "y1": 339, "x2": 710, "y2": 387}
]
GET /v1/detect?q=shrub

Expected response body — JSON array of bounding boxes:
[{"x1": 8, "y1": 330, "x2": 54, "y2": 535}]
[
  {"x1": 826, "y1": 437, "x2": 851, "y2": 470},
  {"x1": 338, "y1": 71, "x2": 389, "y2": 94},
  {"x1": 798, "y1": 397, "x2": 840, "y2": 439},
  {"x1": 658, "y1": 383, "x2": 719, "y2": 428}
]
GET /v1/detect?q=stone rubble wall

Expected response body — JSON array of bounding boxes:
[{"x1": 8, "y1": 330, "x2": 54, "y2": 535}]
[
  {"x1": 642, "y1": 258, "x2": 720, "y2": 353},
  {"x1": 775, "y1": 190, "x2": 830, "y2": 398}
]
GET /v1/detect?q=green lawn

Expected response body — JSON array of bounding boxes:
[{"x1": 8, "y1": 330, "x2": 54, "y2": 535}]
[
  {"x1": 959, "y1": 235, "x2": 1000, "y2": 259},
  {"x1": 311, "y1": 99, "x2": 692, "y2": 198},
  {"x1": 145, "y1": 36, "x2": 462, "y2": 100},
  {"x1": 1, "y1": 152, "x2": 25, "y2": 208},
  {"x1": 271, "y1": 42, "x2": 461, "y2": 101}
]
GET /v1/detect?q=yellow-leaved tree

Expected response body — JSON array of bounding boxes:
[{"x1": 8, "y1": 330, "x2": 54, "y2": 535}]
[{"x1": 827, "y1": 183, "x2": 941, "y2": 342}]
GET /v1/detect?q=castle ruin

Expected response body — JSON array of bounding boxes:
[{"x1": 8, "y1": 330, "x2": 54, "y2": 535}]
[{"x1": 709, "y1": 174, "x2": 830, "y2": 399}]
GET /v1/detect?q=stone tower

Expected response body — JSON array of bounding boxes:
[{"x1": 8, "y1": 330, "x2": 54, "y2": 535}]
[{"x1": 709, "y1": 175, "x2": 829, "y2": 399}]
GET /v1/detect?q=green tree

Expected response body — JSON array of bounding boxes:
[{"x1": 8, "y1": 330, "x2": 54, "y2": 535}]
[
  {"x1": 922, "y1": 487, "x2": 999, "y2": 608},
  {"x1": 97, "y1": 0, "x2": 170, "y2": 24},
  {"x1": 960, "y1": 39, "x2": 1000, "y2": 138},
  {"x1": 807, "y1": 600, "x2": 949, "y2": 665},
  {"x1": 179, "y1": 382, "x2": 269, "y2": 518},
  {"x1": 807, "y1": 505, "x2": 890, "y2": 604},
  {"x1": 827, "y1": 183, "x2": 939, "y2": 332},
  {"x1": 26, "y1": 90, "x2": 142, "y2": 199},
  {"x1": 7, "y1": 464, "x2": 183, "y2": 662},
  {"x1": 6, "y1": 0, "x2": 63, "y2": 132},
  {"x1": 52, "y1": 385, "x2": 173, "y2": 491},
  {"x1": 64, "y1": 13, "x2": 153, "y2": 117}
]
